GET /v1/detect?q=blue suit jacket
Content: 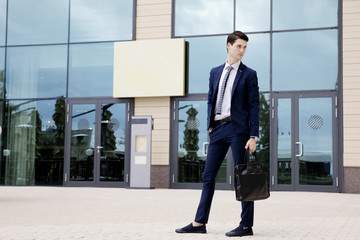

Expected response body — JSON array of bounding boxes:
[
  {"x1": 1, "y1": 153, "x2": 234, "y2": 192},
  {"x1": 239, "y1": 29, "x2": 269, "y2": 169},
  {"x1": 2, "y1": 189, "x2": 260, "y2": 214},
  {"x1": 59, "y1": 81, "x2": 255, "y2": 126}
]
[{"x1": 207, "y1": 62, "x2": 260, "y2": 137}]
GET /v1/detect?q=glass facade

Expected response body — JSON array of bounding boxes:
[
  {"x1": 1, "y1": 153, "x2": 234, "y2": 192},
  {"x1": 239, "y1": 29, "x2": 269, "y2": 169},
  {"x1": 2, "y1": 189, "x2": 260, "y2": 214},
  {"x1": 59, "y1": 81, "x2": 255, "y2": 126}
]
[
  {"x1": 273, "y1": 30, "x2": 338, "y2": 91},
  {"x1": 173, "y1": 0, "x2": 340, "y2": 190},
  {"x1": 273, "y1": 0, "x2": 338, "y2": 30},
  {"x1": 6, "y1": 45, "x2": 67, "y2": 98},
  {"x1": 0, "y1": 0, "x2": 134, "y2": 186},
  {"x1": 68, "y1": 43, "x2": 114, "y2": 97},
  {"x1": 7, "y1": 0, "x2": 69, "y2": 45},
  {"x1": 2, "y1": 99, "x2": 65, "y2": 185},
  {"x1": 175, "y1": 0, "x2": 233, "y2": 36},
  {"x1": 0, "y1": 0, "x2": 6, "y2": 46},
  {"x1": 70, "y1": 0, "x2": 133, "y2": 43}
]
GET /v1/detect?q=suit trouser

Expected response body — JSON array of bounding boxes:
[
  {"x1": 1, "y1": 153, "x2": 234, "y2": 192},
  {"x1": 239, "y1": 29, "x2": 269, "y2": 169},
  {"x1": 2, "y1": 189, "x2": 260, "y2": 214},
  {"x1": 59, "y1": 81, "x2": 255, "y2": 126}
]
[{"x1": 194, "y1": 122, "x2": 254, "y2": 227}]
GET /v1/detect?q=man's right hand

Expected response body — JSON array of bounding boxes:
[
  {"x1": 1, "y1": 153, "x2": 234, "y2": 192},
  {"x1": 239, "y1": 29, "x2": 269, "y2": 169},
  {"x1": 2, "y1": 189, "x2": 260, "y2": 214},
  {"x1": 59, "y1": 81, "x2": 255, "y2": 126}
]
[{"x1": 209, "y1": 127, "x2": 213, "y2": 133}]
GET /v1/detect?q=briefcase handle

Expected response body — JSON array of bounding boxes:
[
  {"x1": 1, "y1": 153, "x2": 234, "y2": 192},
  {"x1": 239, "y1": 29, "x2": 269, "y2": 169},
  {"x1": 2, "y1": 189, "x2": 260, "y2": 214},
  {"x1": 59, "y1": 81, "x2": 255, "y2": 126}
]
[{"x1": 244, "y1": 149, "x2": 259, "y2": 165}]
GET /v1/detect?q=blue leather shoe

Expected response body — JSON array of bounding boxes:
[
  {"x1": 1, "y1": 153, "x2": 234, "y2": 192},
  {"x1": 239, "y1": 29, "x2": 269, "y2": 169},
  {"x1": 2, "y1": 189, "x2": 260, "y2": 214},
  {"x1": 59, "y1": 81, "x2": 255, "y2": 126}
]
[
  {"x1": 175, "y1": 223, "x2": 207, "y2": 234},
  {"x1": 225, "y1": 226, "x2": 253, "y2": 237}
]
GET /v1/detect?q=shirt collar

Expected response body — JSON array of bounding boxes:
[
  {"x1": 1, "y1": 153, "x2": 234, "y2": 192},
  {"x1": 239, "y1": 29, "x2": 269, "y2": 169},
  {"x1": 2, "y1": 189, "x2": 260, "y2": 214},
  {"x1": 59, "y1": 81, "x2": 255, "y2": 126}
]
[{"x1": 224, "y1": 60, "x2": 241, "y2": 71}]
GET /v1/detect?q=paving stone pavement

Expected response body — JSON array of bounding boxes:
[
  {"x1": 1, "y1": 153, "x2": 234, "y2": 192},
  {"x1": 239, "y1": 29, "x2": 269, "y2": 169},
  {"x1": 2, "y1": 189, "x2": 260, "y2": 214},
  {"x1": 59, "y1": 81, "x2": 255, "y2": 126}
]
[{"x1": 0, "y1": 187, "x2": 360, "y2": 240}]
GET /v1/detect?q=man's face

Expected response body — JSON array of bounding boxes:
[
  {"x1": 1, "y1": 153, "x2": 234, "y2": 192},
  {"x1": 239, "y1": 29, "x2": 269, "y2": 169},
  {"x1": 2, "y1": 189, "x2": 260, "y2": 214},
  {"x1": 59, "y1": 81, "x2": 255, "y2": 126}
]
[{"x1": 227, "y1": 38, "x2": 247, "y2": 62}]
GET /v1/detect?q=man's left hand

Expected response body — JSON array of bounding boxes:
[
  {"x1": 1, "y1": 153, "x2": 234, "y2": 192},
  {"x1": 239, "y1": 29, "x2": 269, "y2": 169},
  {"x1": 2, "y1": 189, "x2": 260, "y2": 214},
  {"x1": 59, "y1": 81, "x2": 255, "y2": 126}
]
[{"x1": 245, "y1": 138, "x2": 256, "y2": 152}]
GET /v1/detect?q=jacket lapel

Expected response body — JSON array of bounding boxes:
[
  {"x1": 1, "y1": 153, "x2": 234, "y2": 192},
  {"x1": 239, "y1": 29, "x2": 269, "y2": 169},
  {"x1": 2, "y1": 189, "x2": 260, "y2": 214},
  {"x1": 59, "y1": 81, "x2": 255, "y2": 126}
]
[{"x1": 231, "y1": 62, "x2": 244, "y2": 98}]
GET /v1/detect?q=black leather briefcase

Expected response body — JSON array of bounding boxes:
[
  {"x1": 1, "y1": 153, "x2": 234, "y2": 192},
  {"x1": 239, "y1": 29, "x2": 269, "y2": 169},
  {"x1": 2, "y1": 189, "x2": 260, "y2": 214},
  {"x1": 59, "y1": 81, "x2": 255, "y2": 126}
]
[{"x1": 234, "y1": 150, "x2": 270, "y2": 202}]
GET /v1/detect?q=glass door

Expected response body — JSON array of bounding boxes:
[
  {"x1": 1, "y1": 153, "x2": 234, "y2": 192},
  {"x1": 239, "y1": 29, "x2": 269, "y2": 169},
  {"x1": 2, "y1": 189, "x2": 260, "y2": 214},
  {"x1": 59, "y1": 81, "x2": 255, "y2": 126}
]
[
  {"x1": 64, "y1": 99, "x2": 130, "y2": 187},
  {"x1": 272, "y1": 92, "x2": 339, "y2": 192},
  {"x1": 171, "y1": 96, "x2": 232, "y2": 189}
]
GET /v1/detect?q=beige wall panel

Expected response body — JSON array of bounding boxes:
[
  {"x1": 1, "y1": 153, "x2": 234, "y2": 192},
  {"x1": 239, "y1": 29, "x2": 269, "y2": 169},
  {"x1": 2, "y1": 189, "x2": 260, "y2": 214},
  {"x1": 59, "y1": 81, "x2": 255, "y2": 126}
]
[
  {"x1": 343, "y1": 0, "x2": 360, "y2": 168},
  {"x1": 343, "y1": 14, "x2": 360, "y2": 24},
  {"x1": 137, "y1": 26, "x2": 171, "y2": 34},
  {"x1": 344, "y1": 101, "x2": 360, "y2": 109},
  {"x1": 343, "y1": 89, "x2": 360, "y2": 97},
  {"x1": 152, "y1": 142, "x2": 169, "y2": 154},
  {"x1": 343, "y1": 52, "x2": 360, "y2": 59},
  {"x1": 136, "y1": 31, "x2": 171, "y2": 40},
  {"x1": 152, "y1": 130, "x2": 170, "y2": 142},
  {"x1": 343, "y1": 44, "x2": 360, "y2": 51},
  {"x1": 343, "y1": 25, "x2": 360, "y2": 32},
  {"x1": 135, "y1": 97, "x2": 170, "y2": 107},
  {"x1": 344, "y1": 128, "x2": 360, "y2": 140},
  {"x1": 137, "y1": 3, "x2": 171, "y2": 16},
  {"x1": 137, "y1": 0, "x2": 170, "y2": 5},
  {"x1": 344, "y1": 119, "x2": 360, "y2": 128},
  {"x1": 343, "y1": 56, "x2": 360, "y2": 64},
  {"x1": 344, "y1": 153, "x2": 360, "y2": 167},
  {"x1": 344, "y1": 159, "x2": 360, "y2": 167},
  {"x1": 137, "y1": 15, "x2": 171, "y2": 24},
  {"x1": 151, "y1": 153, "x2": 170, "y2": 165},
  {"x1": 344, "y1": 141, "x2": 360, "y2": 154},
  {"x1": 153, "y1": 118, "x2": 170, "y2": 130},
  {"x1": 135, "y1": 107, "x2": 170, "y2": 117}
]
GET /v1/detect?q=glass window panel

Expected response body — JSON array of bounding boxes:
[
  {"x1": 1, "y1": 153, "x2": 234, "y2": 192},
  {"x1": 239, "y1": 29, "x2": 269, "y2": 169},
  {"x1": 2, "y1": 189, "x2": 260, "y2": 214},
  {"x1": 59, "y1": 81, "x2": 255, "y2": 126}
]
[
  {"x1": 100, "y1": 103, "x2": 126, "y2": 182},
  {"x1": 175, "y1": 0, "x2": 233, "y2": 36},
  {"x1": 187, "y1": 36, "x2": 227, "y2": 93},
  {"x1": 235, "y1": 0, "x2": 270, "y2": 32},
  {"x1": 70, "y1": 0, "x2": 133, "y2": 43},
  {"x1": 242, "y1": 33, "x2": 270, "y2": 91},
  {"x1": 68, "y1": 43, "x2": 114, "y2": 97},
  {"x1": 0, "y1": 47, "x2": 4, "y2": 97},
  {"x1": 177, "y1": 100, "x2": 226, "y2": 183},
  {"x1": 257, "y1": 93, "x2": 270, "y2": 175},
  {"x1": 3, "y1": 99, "x2": 65, "y2": 185},
  {"x1": 70, "y1": 104, "x2": 95, "y2": 181},
  {"x1": 0, "y1": 0, "x2": 6, "y2": 46},
  {"x1": 273, "y1": 0, "x2": 338, "y2": 30},
  {"x1": 7, "y1": 0, "x2": 69, "y2": 45},
  {"x1": 277, "y1": 98, "x2": 292, "y2": 184},
  {"x1": 299, "y1": 98, "x2": 333, "y2": 185},
  {"x1": 6, "y1": 45, "x2": 67, "y2": 99},
  {"x1": 273, "y1": 30, "x2": 338, "y2": 91}
]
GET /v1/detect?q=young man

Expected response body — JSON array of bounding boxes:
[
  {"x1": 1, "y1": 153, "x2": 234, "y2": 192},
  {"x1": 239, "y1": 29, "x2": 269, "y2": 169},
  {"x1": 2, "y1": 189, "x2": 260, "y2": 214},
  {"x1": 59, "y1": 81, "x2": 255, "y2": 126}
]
[{"x1": 176, "y1": 31, "x2": 260, "y2": 237}]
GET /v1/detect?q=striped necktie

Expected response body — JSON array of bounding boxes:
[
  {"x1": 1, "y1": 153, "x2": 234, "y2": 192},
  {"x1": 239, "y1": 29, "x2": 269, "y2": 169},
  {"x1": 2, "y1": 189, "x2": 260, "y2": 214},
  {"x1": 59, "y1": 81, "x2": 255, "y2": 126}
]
[{"x1": 216, "y1": 65, "x2": 233, "y2": 115}]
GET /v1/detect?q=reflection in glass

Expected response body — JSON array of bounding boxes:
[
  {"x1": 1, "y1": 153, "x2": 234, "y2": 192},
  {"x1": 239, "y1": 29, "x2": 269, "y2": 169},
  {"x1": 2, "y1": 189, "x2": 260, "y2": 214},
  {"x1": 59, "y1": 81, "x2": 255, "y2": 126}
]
[
  {"x1": 0, "y1": 47, "x2": 4, "y2": 97},
  {"x1": 0, "y1": 0, "x2": 6, "y2": 46},
  {"x1": 3, "y1": 99, "x2": 65, "y2": 185},
  {"x1": 273, "y1": 0, "x2": 338, "y2": 30},
  {"x1": 243, "y1": 33, "x2": 270, "y2": 91},
  {"x1": 70, "y1": 0, "x2": 133, "y2": 42},
  {"x1": 100, "y1": 103, "x2": 126, "y2": 182},
  {"x1": 70, "y1": 104, "x2": 95, "y2": 181},
  {"x1": 7, "y1": 0, "x2": 69, "y2": 45},
  {"x1": 235, "y1": 0, "x2": 270, "y2": 32},
  {"x1": 177, "y1": 100, "x2": 226, "y2": 183},
  {"x1": 175, "y1": 0, "x2": 233, "y2": 36},
  {"x1": 69, "y1": 43, "x2": 114, "y2": 97},
  {"x1": 273, "y1": 30, "x2": 338, "y2": 91},
  {"x1": 277, "y1": 98, "x2": 292, "y2": 184},
  {"x1": 299, "y1": 98, "x2": 333, "y2": 185},
  {"x1": 6, "y1": 45, "x2": 67, "y2": 99},
  {"x1": 186, "y1": 36, "x2": 227, "y2": 93},
  {"x1": 257, "y1": 93, "x2": 270, "y2": 175}
]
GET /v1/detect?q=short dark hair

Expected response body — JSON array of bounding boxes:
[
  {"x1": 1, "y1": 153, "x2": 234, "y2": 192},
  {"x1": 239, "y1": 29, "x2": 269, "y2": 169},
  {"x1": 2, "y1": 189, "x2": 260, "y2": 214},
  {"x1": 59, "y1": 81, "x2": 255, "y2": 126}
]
[{"x1": 227, "y1": 31, "x2": 249, "y2": 45}]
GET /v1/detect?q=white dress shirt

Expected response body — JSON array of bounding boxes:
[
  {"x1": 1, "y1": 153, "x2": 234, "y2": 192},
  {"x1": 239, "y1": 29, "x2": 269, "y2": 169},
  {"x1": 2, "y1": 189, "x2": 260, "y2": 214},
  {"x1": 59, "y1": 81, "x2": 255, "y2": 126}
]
[{"x1": 214, "y1": 60, "x2": 241, "y2": 121}]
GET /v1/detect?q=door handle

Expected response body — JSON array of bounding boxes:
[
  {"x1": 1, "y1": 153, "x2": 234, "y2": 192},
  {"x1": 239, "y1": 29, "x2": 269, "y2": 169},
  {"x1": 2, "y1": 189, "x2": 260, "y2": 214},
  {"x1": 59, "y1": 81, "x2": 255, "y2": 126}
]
[
  {"x1": 202, "y1": 142, "x2": 209, "y2": 156},
  {"x1": 296, "y1": 142, "x2": 303, "y2": 157},
  {"x1": 96, "y1": 146, "x2": 103, "y2": 153}
]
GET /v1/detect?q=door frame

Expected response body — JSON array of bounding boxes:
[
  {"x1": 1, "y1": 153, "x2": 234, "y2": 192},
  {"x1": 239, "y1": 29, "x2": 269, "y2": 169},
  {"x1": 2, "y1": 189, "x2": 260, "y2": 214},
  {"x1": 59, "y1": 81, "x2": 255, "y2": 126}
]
[
  {"x1": 170, "y1": 94, "x2": 234, "y2": 190},
  {"x1": 64, "y1": 97, "x2": 132, "y2": 187},
  {"x1": 270, "y1": 90, "x2": 340, "y2": 192}
]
